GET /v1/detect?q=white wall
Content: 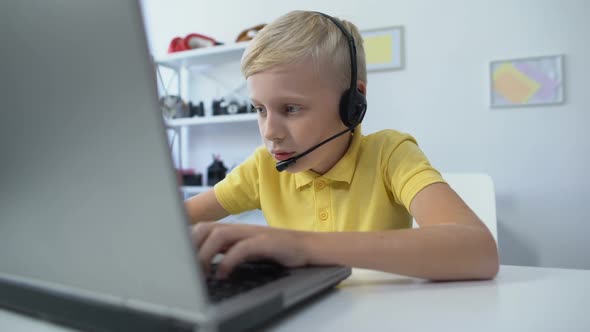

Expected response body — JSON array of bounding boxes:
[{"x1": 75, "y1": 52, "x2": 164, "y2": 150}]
[{"x1": 141, "y1": 0, "x2": 590, "y2": 269}]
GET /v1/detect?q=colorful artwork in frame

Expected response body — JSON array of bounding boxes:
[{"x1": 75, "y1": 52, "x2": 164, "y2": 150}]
[{"x1": 490, "y1": 55, "x2": 565, "y2": 108}]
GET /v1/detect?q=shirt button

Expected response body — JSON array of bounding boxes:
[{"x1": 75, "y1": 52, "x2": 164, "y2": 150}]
[
  {"x1": 315, "y1": 180, "x2": 326, "y2": 191},
  {"x1": 319, "y1": 209, "x2": 329, "y2": 221}
]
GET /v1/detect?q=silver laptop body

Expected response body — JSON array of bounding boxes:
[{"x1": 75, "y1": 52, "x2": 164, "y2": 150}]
[{"x1": 0, "y1": 1, "x2": 351, "y2": 331}]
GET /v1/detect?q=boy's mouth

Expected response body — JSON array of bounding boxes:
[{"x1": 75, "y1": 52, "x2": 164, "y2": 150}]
[{"x1": 272, "y1": 152, "x2": 295, "y2": 161}]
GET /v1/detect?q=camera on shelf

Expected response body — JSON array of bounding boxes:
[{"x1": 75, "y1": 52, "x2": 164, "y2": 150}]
[
  {"x1": 159, "y1": 95, "x2": 189, "y2": 119},
  {"x1": 212, "y1": 97, "x2": 252, "y2": 116},
  {"x1": 160, "y1": 95, "x2": 207, "y2": 119},
  {"x1": 188, "y1": 101, "x2": 205, "y2": 117}
]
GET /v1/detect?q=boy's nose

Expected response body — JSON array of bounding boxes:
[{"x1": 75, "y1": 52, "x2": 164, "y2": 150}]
[{"x1": 262, "y1": 112, "x2": 285, "y2": 142}]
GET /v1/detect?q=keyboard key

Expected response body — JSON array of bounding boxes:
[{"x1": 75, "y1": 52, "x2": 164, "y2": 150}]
[{"x1": 206, "y1": 260, "x2": 290, "y2": 303}]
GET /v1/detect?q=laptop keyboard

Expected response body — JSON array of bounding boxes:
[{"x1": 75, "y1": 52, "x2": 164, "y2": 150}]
[{"x1": 206, "y1": 260, "x2": 290, "y2": 303}]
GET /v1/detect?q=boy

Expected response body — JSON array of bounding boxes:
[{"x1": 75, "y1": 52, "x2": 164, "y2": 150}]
[{"x1": 185, "y1": 11, "x2": 499, "y2": 280}]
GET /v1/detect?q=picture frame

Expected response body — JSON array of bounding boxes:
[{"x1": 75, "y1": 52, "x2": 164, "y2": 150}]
[
  {"x1": 490, "y1": 55, "x2": 565, "y2": 108},
  {"x1": 361, "y1": 26, "x2": 404, "y2": 72}
]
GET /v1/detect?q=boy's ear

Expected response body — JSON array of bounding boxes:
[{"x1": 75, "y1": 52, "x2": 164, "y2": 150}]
[{"x1": 357, "y1": 80, "x2": 367, "y2": 95}]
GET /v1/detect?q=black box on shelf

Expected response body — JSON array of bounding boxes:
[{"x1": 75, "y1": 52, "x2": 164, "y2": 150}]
[
  {"x1": 207, "y1": 156, "x2": 227, "y2": 186},
  {"x1": 177, "y1": 169, "x2": 202, "y2": 186}
]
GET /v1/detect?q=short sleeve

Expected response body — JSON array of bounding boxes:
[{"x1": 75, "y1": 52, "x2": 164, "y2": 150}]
[
  {"x1": 386, "y1": 139, "x2": 445, "y2": 211},
  {"x1": 213, "y1": 149, "x2": 262, "y2": 214}
]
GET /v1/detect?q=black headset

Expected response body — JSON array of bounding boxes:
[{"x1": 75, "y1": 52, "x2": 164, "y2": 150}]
[
  {"x1": 275, "y1": 12, "x2": 367, "y2": 172},
  {"x1": 316, "y1": 12, "x2": 367, "y2": 129}
]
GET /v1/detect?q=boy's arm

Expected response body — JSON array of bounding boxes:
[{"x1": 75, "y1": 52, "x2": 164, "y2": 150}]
[
  {"x1": 185, "y1": 148, "x2": 261, "y2": 225},
  {"x1": 303, "y1": 182, "x2": 499, "y2": 280},
  {"x1": 184, "y1": 189, "x2": 230, "y2": 224},
  {"x1": 194, "y1": 182, "x2": 499, "y2": 280}
]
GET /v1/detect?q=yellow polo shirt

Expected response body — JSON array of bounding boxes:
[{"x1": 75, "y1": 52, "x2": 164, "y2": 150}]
[{"x1": 213, "y1": 128, "x2": 444, "y2": 231}]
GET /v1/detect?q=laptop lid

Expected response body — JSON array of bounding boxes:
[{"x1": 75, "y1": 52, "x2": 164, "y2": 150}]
[{"x1": 0, "y1": 0, "x2": 208, "y2": 321}]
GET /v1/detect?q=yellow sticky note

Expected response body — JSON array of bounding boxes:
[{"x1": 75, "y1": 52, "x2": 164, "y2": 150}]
[{"x1": 364, "y1": 35, "x2": 393, "y2": 65}]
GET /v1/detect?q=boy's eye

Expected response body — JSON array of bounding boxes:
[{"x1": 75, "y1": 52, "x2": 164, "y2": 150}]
[
  {"x1": 285, "y1": 105, "x2": 301, "y2": 114},
  {"x1": 252, "y1": 105, "x2": 265, "y2": 114}
]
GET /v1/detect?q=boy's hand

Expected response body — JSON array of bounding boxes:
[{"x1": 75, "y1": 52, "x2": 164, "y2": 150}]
[{"x1": 191, "y1": 222, "x2": 309, "y2": 279}]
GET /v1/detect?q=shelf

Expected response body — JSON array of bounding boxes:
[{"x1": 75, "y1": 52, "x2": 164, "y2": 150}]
[
  {"x1": 155, "y1": 42, "x2": 249, "y2": 71},
  {"x1": 181, "y1": 186, "x2": 212, "y2": 194},
  {"x1": 165, "y1": 113, "x2": 258, "y2": 128}
]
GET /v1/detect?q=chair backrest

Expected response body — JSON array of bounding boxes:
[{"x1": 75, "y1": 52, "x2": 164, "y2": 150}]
[{"x1": 413, "y1": 173, "x2": 498, "y2": 243}]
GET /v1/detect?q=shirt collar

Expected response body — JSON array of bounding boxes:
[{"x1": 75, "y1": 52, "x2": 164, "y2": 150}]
[{"x1": 294, "y1": 126, "x2": 363, "y2": 190}]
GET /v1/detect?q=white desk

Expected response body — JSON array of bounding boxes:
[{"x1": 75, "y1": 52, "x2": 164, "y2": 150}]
[{"x1": 1, "y1": 265, "x2": 589, "y2": 332}]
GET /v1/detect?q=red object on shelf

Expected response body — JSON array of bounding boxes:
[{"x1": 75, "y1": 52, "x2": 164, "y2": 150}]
[
  {"x1": 177, "y1": 168, "x2": 197, "y2": 175},
  {"x1": 167, "y1": 33, "x2": 221, "y2": 54},
  {"x1": 167, "y1": 37, "x2": 188, "y2": 53}
]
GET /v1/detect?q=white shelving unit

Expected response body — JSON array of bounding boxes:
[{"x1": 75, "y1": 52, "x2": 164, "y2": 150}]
[
  {"x1": 155, "y1": 43, "x2": 257, "y2": 197},
  {"x1": 164, "y1": 113, "x2": 257, "y2": 128},
  {"x1": 155, "y1": 42, "x2": 249, "y2": 71}
]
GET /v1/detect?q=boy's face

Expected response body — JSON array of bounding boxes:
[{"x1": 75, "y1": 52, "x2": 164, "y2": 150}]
[{"x1": 248, "y1": 58, "x2": 351, "y2": 174}]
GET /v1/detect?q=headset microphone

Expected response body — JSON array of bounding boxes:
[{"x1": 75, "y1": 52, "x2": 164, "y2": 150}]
[{"x1": 275, "y1": 127, "x2": 351, "y2": 172}]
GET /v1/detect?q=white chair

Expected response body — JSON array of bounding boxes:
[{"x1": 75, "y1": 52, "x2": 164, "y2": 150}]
[{"x1": 413, "y1": 173, "x2": 498, "y2": 243}]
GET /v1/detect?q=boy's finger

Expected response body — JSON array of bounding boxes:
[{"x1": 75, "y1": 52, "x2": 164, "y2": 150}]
[
  {"x1": 215, "y1": 237, "x2": 270, "y2": 279},
  {"x1": 191, "y1": 221, "x2": 217, "y2": 249},
  {"x1": 198, "y1": 226, "x2": 249, "y2": 274}
]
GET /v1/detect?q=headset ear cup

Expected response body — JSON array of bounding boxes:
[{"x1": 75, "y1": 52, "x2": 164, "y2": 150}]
[
  {"x1": 354, "y1": 91, "x2": 367, "y2": 126},
  {"x1": 339, "y1": 89, "x2": 352, "y2": 127},
  {"x1": 340, "y1": 89, "x2": 367, "y2": 129}
]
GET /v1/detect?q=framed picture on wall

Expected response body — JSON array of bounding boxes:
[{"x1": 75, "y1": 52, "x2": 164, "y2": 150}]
[
  {"x1": 361, "y1": 26, "x2": 404, "y2": 72},
  {"x1": 490, "y1": 55, "x2": 565, "y2": 108}
]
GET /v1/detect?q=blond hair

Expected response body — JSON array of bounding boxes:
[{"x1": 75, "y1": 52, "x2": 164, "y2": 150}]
[{"x1": 241, "y1": 11, "x2": 366, "y2": 92}]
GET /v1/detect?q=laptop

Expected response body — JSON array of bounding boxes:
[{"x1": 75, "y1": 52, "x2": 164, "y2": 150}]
[{"x1": 0, "y1": 1, "x2": 351, "y2": 331}]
